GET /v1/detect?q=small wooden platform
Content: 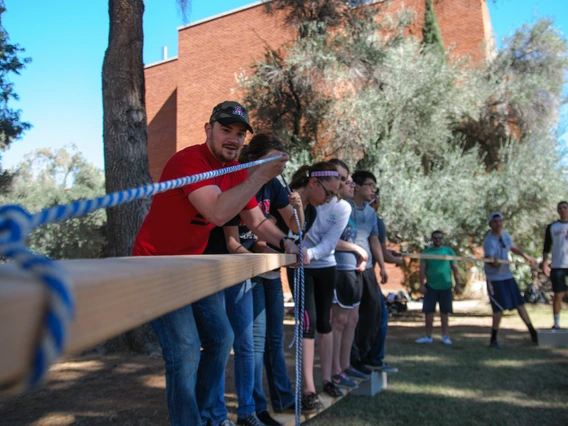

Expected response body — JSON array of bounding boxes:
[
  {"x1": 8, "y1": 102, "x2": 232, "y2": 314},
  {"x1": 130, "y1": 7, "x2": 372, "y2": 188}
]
[
  {"x1": 0, "y1": 253, "x2": 295, "y2": 387},
  {"x1": 271, "y1": 370, "x2": 387, "y2": 425}
]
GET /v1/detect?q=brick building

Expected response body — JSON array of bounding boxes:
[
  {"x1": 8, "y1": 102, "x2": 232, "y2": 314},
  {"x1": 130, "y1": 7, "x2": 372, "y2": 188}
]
[{"x1": 144, "y1": 0, "x2": 495, "y2": 181}]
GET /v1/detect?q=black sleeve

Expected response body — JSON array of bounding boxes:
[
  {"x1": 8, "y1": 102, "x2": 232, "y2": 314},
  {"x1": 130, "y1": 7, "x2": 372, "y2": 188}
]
[{"x1": 543, "y1": 223, "x2": 553, "y2": 253}]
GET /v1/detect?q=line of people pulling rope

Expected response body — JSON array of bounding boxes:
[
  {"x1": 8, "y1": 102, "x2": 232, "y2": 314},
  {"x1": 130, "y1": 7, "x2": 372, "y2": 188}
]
[{"x1": 132, "y1": 100, "x2": 568, "y2": 426}]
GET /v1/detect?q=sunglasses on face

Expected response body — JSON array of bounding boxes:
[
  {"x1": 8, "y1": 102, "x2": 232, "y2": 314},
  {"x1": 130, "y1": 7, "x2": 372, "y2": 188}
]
[
  {"x1": 432, "y1": 236, "x2": 443, "y2": 240},
  {"x1": 317, "y1": 180, "x2": 335, "y2": 200}
]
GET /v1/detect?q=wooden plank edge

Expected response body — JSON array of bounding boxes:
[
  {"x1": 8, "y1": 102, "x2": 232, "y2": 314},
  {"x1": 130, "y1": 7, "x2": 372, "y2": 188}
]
[{"x1": 0, "y1": 253, "x2": 295, "y2": 386}]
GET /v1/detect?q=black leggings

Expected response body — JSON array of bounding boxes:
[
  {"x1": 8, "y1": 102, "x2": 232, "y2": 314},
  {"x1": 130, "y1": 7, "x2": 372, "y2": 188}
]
[{"x1": 288, "y1": 266, "x2": 336, "y2": 339}]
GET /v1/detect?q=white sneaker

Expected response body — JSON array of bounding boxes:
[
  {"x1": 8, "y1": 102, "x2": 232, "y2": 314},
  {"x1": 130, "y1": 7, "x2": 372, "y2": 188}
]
[
  {"x1": 416, "y1": 336, "x2": 433, "y2": 344},
  {"x1": 441, "y1": 335, "x2": 452, "y2": 345}
]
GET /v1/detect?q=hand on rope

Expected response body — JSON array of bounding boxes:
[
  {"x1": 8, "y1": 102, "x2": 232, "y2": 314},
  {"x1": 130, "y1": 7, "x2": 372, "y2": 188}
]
[{"x1": 0, "y1": 154, "x2": 284, "y2": 393}]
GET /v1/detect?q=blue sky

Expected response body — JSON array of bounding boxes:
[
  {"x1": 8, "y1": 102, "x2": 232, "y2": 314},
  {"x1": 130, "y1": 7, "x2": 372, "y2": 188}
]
[{"x1": 1, "y1": 0, "x2": 567, "y2": 170}]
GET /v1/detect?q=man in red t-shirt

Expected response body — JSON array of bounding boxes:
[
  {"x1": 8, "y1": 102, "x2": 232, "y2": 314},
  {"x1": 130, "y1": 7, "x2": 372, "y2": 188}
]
[{"x1": 133, "y1": 101, "x2": 299, "y2": 426}]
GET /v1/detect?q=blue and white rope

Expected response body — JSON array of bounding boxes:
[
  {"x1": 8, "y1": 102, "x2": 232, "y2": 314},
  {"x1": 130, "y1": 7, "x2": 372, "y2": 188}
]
[
  {"x1": 0, "y1": 154, "x2": 283, "y2": 393},
  {"x1": 291, "y1": 211, "x2": 305, "y2": 426}
]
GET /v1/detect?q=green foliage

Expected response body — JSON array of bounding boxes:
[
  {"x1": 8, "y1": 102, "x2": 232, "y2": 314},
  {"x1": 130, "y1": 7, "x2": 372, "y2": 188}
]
[
  {"x1": 0, "y1": 146, "x2": 107, "y2": 260},
  {"x1": 242, "y1": 4, "x2": 568, "y2": 289},
  {"x1": 421, "y1": 0, "x2": 445, "y2": 57},
  {"x1": 459, "y1": 18, "x2": 568, "y2": 169},
  {"x1": 0, "y1": 1, "x2": 31, "y2": 151}
]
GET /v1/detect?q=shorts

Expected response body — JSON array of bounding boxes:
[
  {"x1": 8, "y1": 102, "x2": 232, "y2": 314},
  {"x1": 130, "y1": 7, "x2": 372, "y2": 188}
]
[
  {"x1": 422, "y1": 285, "x2": 453, "y2": 314},
  {"x1": 488, "y1": 278, "x2": 524, "y2": 313},
  {"x1": 334, "y1": 270, "x2": 363, "y2": 309},
  {"x1": 550, "y1": 268, "x2": 568, "y2": 293}
]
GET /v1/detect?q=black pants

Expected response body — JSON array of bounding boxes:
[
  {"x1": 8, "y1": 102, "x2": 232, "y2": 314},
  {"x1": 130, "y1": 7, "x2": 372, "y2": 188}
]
[
  {"x1": 351, "y1": 268, "x2": 382, "y2": 362},
  {"x1": 288, "y1": 266, "x2": 336, "y2": 339}
]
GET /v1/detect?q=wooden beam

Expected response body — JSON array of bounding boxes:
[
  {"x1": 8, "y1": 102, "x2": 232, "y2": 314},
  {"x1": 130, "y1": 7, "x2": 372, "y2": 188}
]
[
  {"x1": 400, "y1": 252, "x2": 532, "y2": 266},
  {"x1": 0, "y1": 253, "x2": 295, "y2": 387}
]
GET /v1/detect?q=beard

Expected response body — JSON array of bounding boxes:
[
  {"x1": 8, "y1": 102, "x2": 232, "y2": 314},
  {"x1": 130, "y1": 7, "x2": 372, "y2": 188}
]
[{"x1": 207, "y1": 136, "x2": 241, "y2": 164}]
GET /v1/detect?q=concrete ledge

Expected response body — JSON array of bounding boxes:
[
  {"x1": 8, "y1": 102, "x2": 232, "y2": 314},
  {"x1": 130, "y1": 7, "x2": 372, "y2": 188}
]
[
  {"x1": 537, "y1": 328, "x2": 568, "y2": 348},
  {"x1": 351, "y1": 371, "x2": 388, "y2": 396}
]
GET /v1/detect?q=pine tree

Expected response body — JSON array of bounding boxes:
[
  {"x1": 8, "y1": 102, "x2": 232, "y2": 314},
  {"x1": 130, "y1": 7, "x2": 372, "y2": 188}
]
[{"x1": 422, "y1": 0, "x2": 445, "y2": 57}]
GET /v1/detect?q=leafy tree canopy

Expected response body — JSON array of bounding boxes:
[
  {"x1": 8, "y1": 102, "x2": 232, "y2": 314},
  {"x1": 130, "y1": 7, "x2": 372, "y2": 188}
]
[
  {"x1": 241, "y1": 3, "x2": 568, "y2": 289},
  {"x1": 0, "y1": 0, "x2": 31, "y2": 152},
  {"x1": 0, "y1": 146, "x2": 107, "y2": 260}
]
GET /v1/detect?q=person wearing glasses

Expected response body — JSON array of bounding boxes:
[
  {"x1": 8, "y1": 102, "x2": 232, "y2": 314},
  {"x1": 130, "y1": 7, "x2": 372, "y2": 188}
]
[
  {"x1": 347, "y1": 171, "x2": 396, "y2": 374},
  {"x1": 484, "y1": 212, "x2": 538, "y2": 349},
  {"x1": 327, "y1": 159, "x2": 370, "y2": 390},
  {"x1": 542, "y1": 201, "x2": 568, "y2": 329},
  {"x1": 416, "y1": 230, "x2": 462, "y2": 345},
  {"x1": 278, "y1": 162, "x2": 342, "y2": 411}
]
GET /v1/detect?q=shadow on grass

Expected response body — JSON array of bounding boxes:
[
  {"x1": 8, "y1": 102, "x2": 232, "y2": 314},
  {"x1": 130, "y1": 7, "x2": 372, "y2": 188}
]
[
  {"x1": 1, "y1": 313, "x2": 566, "y2": 426},
  {"x1": 0, "y1": 354, "x2": 170, "y2": 426}
]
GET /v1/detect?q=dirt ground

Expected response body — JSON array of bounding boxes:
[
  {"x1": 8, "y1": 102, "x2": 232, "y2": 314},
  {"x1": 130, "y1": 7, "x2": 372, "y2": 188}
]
[{"x1": 0, "y1": 300, "x2": 563, "y2": 426}]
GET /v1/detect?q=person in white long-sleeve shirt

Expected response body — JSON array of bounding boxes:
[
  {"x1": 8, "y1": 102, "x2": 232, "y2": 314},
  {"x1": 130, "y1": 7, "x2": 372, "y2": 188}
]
[{"x1": 284, "y1": 162, "x2": 347, "y2": 410}]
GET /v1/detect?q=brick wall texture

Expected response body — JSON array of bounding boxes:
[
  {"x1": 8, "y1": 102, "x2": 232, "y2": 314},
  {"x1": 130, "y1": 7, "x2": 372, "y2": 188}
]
[{"x1": 144, "y1": 0, "x2": 494, "y2": 180}]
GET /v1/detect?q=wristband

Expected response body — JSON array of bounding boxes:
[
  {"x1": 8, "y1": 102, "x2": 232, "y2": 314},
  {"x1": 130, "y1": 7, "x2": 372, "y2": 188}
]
[{"x1": 279, "y1": 237, "x2": 293, "y2": 251}]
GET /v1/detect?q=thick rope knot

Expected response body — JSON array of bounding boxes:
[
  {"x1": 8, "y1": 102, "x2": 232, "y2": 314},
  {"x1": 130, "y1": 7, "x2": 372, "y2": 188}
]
[{"x1": 0, "y1": 205, "x2": 33, "y2": 251}]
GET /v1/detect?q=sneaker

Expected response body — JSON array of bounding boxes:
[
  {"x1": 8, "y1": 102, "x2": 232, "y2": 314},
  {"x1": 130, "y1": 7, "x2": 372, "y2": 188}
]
[
  {"x1": 378, "y1": 363, "x2": 398, "y2": 374},
  {"x1": 256, "y1": 411, "x2": 283, "y2": 426},
  {"x1": 323, "y1": 380, "x2": 344, "y2": 397},
  {"x1": 551, "y1": 325, "x2": 561, "y2": 330},
  {"x1": 350, "y1": 359, "x2": 373, "y2": 375},
  {"x1": 344, "y1": 365, "x2": 370, "y2": 381},
  {"x1": 441, "y1": 335, "x2": 452, "y2": 345},
  {"x1": 301, "y1": 392, "x2": 324, "y2": 412},
  {"x1": 361, "y1": 357, "x2": 383, "y2": 370},
  {"x1": 488, "y1": 340, "x2": 503, "y2": 349},
  {"x1": 331, "y1": 372, "x2": 359, "y2": 389},
  {"x1": 219, "y1": 420, "x2": 236, "y2": 426},
  {"x1": 236, "y1": 413, "x2": 264, "y2": 426},
  {"x1": 416, "y1": 336, "x2": 434, "y2": 344},
  {"x1": 529, "y1": 328, "x2": 538, "y2": 343}
]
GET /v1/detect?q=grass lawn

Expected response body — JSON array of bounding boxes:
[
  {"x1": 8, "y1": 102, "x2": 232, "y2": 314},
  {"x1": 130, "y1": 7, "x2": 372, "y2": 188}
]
[
  {"x1": 1, "y1": 301, "x2": 566, "y2": 425},
  {"x1": 305, "y1": 303, "x2": 568, "y2": 426}
]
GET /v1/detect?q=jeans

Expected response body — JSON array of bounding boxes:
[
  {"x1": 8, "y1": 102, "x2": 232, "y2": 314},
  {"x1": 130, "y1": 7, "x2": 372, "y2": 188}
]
[
  {"x1": 151, "y1": 291, "x2": 233, "y2": 426},
  {"x1": 252, "y1": 276, "x2": 295, "y2": 412},
  {"x1": 368, "y1": 289, "x2": 388, "y2": 363},
  {"x1": 224, "y1": 282, "x2": 256, "y2": 418},
  {"x1": 194, "y1": 292, "x2": 234, "y2": 426}
]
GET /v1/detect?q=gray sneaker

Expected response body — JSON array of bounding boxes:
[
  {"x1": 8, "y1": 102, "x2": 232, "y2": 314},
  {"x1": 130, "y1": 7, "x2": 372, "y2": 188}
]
[
  {"x1": 236, "y1": 412, "x2": 265, "y2": 426},
  {"x1": 345, "y1": 366, "x2": 370, "y2": 381},
  {"x1": 219, "y1": 420, "x2": 236, "y2": 426},
  {"x1": 379, "y1": 363, "x2": 399, "y2": 374},
  {"x1": 331, "y1": 372, "x2": 359, "y2": 389}
]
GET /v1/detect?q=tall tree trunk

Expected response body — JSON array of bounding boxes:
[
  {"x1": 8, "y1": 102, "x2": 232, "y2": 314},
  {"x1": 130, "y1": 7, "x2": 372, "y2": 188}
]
[
  {"x1": 101, "y1": 0, "x2": 154, "y2": 353},
  {"x1": 103, "y1": 0, "x2": 151, "y2": 256}
]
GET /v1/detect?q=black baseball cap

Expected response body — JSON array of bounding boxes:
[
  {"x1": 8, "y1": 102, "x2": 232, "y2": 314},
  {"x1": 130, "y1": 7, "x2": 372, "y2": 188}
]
[{"x1": 209, "y1": 101, "x2": 253, "y2": 133}]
